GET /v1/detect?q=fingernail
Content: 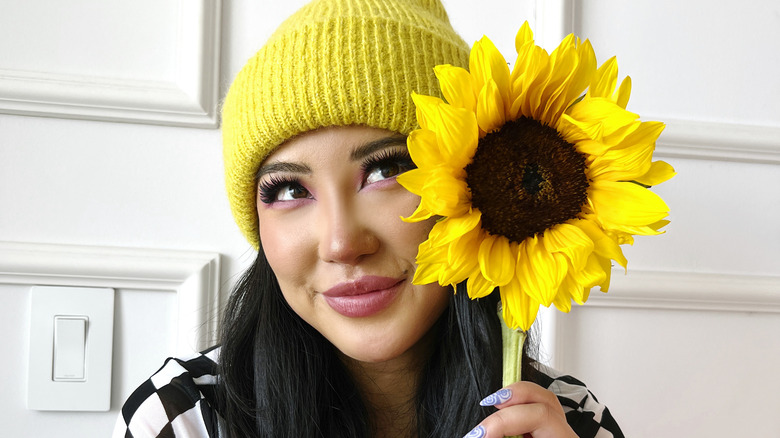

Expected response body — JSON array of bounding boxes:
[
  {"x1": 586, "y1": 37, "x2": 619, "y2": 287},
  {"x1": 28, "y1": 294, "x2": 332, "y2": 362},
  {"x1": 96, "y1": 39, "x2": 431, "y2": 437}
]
[
  {"x1": 463, "y1": 425, "x2": 486, "y2": 438},
  {"x1": 479, "y1": 388, "x2": 512, "y2": 406}
]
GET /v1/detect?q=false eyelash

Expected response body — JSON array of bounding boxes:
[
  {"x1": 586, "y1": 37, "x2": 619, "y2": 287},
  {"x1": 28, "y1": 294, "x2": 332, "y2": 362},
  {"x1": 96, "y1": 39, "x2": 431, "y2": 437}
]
[
  {"x1": 257, "y1": 174, "x2": 304, "y2": 204},
  {"x1": 360, "y1": 148, "x2": 416, "y2": 175}
]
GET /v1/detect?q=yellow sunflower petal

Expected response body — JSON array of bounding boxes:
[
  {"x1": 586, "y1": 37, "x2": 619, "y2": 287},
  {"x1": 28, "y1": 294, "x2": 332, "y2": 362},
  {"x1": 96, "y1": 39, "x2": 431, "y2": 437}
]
[
  {"x1": 476, "y1": 78, "x2": 507, "y2": 134},
  {"x1": 552, "y1": 275, "x2": 576, "y2": 312},
  {"x1": 478, "y1": 234, "x2": 516, "y2": 286},
  {"x1": 398, "y1": 167, "x2": 470, "y2": 221},
  {"x1": 517, "y1": 236, "x2": 568, "y2": 306},
  {"x1": 412, "y1": 259, "x2": 443, "y2": 285},
  {"x1": 599, "y1": 120, "x2": 644, "y2": 148},
  {"x1": 406, "y1": 128, "x2": 444, "y2": 168},
  {"x1": 396, "y1": 167, "x2": 427, "y2": 194},
  {"x1": 470, "y1": 35, "x2": 511, "y2": 104},
  {"x1": 417, "y1": 229, "x2": 447, "y2": 256},
  {"x1": 558, "y1": 112, "x2": 605, "y2": 143},
  {"x1": 589, "y1": 180, "x2": 670, "y2": 228},
  {"x1": 439, "y1": 241, "x2": 477, "y2": 286},
  {"x1": 398, "y1": 170, "x2": 435, "y2": 221},
  {"x1": 428, "y1": 210, "x2": 482, "y2": 246},
  {"x1": 439, "y1": 108, "x2": 478, "y2": 169},
  {"x1": 594, "y1": 253, "x2": 614, "y2": 292},
  {"x1": 573, "y1": 219, "x2": 627, "y2": 269},
  {"x1": 538, "y1": 42, "x2": 579, "y2": 123},
  {"x1": 562, "y1": 271, "x2": 590, "y2": 305},
  {"x1": 410, "y1": 95, "x2": 478, "y2": 169},
  {"x1": 634, "y1": 160, "x2": 676, "y2": 186},
  {"x1": 562, "y1": 39, "x2": 597, "y2": 106},
  {"x1": 421, "y1": 174, "x2": 471, "y2": 217},
  {"x1": 570, "y1": 252, "x2": 609, "y2": 290},
  {"x1": 574, "y1": 139, "x2": 612, "y2": 157},
  {"x1": 543, "y1": 223, "x2": 594, "y2": 270},
  {"x1": 466, "y1": 269, "x2": 496, "y2": 299},
  {"x1": 561, "y1": 106, "x2": 640, "y2": 148},
  {"x1": 522, "y1": 34, "x2": 587, "y2": 122},
  {"x1": 434, "y1": 64, "x2": 477, "y2": 113},
  {"x1": 447, "y1": 226, "x2": 482, "y2": 263},
  {"x1": 565, "y1": 97, "x2": 639, "y2": 140},
  {"x1": 589, "y1": 57, "x2": 619, "y2": 99},
  {"x1": 605, "y1": 228, "x2": 635, "y2": 246},
  {"x1": 605, "y1": 221, "x2": 668, "y2": 236},
  {"x1": 587, "y1": 121, "x2": 665, "y2": 182},
  {"x1": 500, "y1": 276, "x2": 540, "y2": 331},
  {"x1": 403, "y1": 204, "x2": 434, "y2": 222},
  {"x1": 411, "y1": 92, "x2": 446, "y2": 131},
  {"x1": 616, "y1": 76, "x2": 632, "y2": 109},
  {"x1": 514, "y1": 21, "x2": 534, "y2": 53},
  {"x1": 512, "y1": 45, "x2": 551, "y2": 118},
  {"x1": 649, "y1": 219, "x2": 671, "y2": 232}
]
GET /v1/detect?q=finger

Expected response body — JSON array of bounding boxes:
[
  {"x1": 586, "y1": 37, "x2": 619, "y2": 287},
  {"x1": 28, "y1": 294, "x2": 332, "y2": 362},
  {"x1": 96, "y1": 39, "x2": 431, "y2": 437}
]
[
  {"x1": 463, "y1": 403, "x2": 574, "y2": 438},
  {"x1": 479, "y1": 381, "x2": 563, "y2": 415}
]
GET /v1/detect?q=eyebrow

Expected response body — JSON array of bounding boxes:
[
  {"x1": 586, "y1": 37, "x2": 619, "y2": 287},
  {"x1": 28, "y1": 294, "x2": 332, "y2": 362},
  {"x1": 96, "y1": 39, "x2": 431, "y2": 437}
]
[
  {"x1": 349, "y1": 135, "x2": 408, "y2": 161},
  {"x1": 256, "y1": 162, "x2": 311, "y2": 180},
  {"x1": 256, "y1": 135, "x2": 408, "y2": 180}
]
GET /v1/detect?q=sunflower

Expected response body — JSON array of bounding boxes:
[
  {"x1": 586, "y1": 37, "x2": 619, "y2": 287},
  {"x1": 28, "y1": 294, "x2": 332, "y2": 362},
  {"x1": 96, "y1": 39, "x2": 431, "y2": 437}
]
[{"x1": 398, "y1": 22, "x2": 674, "y2": 331}]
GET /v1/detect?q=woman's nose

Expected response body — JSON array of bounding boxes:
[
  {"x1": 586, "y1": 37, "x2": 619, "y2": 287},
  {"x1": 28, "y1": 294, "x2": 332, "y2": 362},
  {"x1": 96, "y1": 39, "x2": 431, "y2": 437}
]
[{"x1": 317, "y1": 198, "x2": 379, "y2": 265}]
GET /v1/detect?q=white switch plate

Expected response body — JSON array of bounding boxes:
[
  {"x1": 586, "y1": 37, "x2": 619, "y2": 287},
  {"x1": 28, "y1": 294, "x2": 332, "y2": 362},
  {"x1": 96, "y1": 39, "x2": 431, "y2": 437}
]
[
  {"x1": 28, "y1": 286, "x2": 114, "y2": 411},
  {"x1": 53, "y1": 315, "x2": 88, "y2": 381}
]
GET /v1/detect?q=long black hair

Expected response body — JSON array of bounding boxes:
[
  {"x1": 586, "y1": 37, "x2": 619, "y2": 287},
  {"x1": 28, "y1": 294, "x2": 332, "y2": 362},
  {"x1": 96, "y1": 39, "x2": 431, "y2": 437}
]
[{"x1": 216, "y1": 241, "x2": 538, "y2": 437}]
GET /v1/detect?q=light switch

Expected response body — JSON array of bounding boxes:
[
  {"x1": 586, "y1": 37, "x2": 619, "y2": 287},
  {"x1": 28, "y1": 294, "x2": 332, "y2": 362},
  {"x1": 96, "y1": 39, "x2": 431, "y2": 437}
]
[
  {"x1": 53, "y1": 316, "x2": 87, "y2": 381},
  {"x1": 28, "y1": 286, "x2": 114, "y2": 411}
]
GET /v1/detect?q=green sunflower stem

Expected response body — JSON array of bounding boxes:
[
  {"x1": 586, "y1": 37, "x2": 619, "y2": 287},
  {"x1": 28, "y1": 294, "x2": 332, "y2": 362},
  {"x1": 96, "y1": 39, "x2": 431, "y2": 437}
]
[
  {"x1": 500, "y1": 313, "x2": 526, "y2": 388},
  {"x1": 499, "y1": 304, "x2": 527, "y2": 438}
]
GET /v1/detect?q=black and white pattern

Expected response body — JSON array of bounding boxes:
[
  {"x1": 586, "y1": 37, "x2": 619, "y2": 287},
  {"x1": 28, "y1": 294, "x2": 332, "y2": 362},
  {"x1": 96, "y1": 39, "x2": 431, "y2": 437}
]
[
  {"x1": 112, "y1": 346, "x2": 220, "y2": 438},
  {"x1": 114, "y1": 348, "x2": 623, "y2": 437},
  {"x1": 535, "y1": 363, "x2": 625, "y2": 438}
]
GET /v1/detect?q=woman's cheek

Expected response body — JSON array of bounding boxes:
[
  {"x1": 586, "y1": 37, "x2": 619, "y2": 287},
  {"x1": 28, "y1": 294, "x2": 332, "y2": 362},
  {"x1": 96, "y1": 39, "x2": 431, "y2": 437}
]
[
  {"x1": 259, "y1": 216, "x2": 306, "y2": 278},
  {"x1": 378, "y1": 197, "x2": 437, "y2": 259}
]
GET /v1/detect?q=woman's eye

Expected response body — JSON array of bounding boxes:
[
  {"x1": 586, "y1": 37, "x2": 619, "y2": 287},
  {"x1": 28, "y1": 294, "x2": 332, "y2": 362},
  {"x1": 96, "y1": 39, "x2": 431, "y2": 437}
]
[
  {"x1": 275, "y1": 183, "x2": 310, "y2": 201},
  {"x1": 363, "y1": 150, "x2": 416, "y2": 185},
  {"x1": 258, "y1": 178, "x2": 311, "y2": 204},
  {"x1": 365, "y1": 162, "x2": 403, "y2": 184}
]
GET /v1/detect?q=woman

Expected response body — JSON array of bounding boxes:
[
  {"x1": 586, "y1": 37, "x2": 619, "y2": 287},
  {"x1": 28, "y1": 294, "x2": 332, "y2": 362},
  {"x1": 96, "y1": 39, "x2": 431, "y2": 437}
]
[{"x1": 114, "y1": 0, "x2": 624, "y2": 437}]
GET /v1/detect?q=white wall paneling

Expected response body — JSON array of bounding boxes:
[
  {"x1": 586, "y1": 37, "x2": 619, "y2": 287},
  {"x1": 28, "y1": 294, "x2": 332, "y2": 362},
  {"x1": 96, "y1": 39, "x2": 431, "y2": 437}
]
[
  {"x1": 0, "y1": 0, "x2": 221, "y2": 128},
  {"x1": 0, "y1": 241, "x2": 221, "y2": 354},
  {"x1": 1, "y1": 0, "x2": 778, "y2": 435},
  {"x1": 532, "y1": 0, "x2": 780, "y2": 165},
  {"x1": 544, "y1": 269, "x2": 780, "y2": 368},
  {"x1": 657, "y1": 120, "x2": 780, "y2": 165},
  {"x1": 543, "y1": 269, "x2": 780, "y2": 436},
  {"x1": 532, "y1": 0, "x2": 574, "y2": 50}
]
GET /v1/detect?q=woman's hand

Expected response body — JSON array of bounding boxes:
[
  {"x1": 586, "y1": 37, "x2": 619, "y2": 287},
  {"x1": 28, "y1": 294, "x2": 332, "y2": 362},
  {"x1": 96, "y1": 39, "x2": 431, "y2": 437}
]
[{"x1": 463, "y1": 382, "x2": 577, "y2": 438}]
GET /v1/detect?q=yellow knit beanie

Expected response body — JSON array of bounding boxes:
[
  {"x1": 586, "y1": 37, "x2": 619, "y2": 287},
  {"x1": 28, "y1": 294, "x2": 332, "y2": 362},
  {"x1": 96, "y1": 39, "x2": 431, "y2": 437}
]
[{"x1": 222, "y1": 0, "x2": 469, "y2": 249}]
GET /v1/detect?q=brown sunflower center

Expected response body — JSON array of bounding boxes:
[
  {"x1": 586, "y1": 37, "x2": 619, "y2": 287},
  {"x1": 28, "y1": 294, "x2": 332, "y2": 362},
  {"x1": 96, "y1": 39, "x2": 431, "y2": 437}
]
[{"x1": 465, "y1": 117, "x2": 589, "y2": 243}]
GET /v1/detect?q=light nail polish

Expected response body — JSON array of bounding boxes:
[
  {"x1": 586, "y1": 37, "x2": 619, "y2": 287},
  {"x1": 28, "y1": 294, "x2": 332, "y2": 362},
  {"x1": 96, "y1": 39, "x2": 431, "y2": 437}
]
[
  {"x1": 463, "y1": 425, "x2": 486, "y2": 438},
  {"x1": 479, "y1": 388, "x2": 512, "y2": 406}
]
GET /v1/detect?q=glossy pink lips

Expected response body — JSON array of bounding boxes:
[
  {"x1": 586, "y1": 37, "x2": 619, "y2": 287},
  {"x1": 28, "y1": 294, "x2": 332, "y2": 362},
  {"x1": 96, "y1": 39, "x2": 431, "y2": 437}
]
[{"x1": 321, "y1": 276, "x2": 403, "y2": 317}]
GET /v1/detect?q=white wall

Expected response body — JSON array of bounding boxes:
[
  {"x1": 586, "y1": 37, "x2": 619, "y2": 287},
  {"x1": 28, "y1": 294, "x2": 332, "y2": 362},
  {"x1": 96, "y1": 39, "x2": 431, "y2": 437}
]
[{"x1": 1, "y1": 0, "x2": 778, "y2": 436}]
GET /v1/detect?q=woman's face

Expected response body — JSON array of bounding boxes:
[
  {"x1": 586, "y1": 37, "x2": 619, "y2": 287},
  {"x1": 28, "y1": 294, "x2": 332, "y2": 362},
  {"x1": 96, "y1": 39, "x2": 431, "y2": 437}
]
[{"x1": 256, "y1": 126, "x2": 450, "y2": 364}]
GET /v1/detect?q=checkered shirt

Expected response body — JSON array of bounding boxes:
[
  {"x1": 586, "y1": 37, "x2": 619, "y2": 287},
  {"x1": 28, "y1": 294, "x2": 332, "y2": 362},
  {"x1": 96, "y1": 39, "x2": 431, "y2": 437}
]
[
  {"x1": 534, "y1": 363, "x2": 625, "y2": 438},
  {"x1": 113, "y1": 347, "x2": 623, "y2": 437},
  {"x1": 113, "y1": 346, "x2": 220, "y2": 438}
]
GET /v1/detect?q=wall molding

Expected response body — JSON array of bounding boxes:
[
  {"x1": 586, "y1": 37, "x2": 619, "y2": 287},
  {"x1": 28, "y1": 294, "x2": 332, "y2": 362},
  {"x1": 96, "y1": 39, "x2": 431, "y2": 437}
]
[
  {"x1": 533, "y1": 0, "x2": 780, "y2": 165},
  {"x1": 0, "y1": 241, "x2": 221, "y2": 355},
  {"x1": 540, "y1": 269, "x2": 780, "y2": 368},
  {"x1": 583, "y1": 269, "x2": 780, "y2": 313},
  {"x1": 656, "y1": 119, "x2": 780, "y2": 165},
  {"x1": 533, "y1": 0, "x2": 575, "y2": 51},
  {"x1": 0, "y1": 0, "x2": 221, "y2": 128}
]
